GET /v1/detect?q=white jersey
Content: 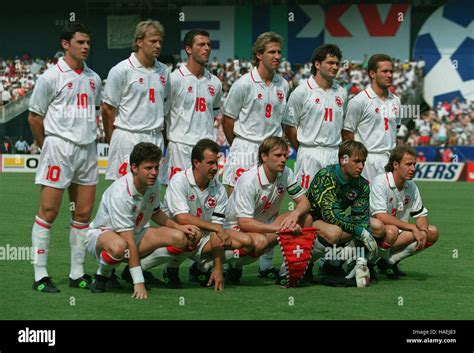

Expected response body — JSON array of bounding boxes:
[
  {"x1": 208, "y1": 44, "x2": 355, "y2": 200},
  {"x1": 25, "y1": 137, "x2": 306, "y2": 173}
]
[
  {"x1": 225, "y1": 165, "x2": 304, "y2": 226},
  {"x1": 162, "y1": 167, "x2": 227, "y2": 225},
  {"x1": 283, "y1": 76, "x2": 347, "y2": 147},
  {"x1": 89, "y1": 172, "x2": 161, "y2": 235},
  {"x1": 102, "y1": 53, "x2": 170, "y2": 132},
  {"x1": 223, "y1": 67, "x2": 289, "y2": 143},
  {"x1": 165, "y1": 65, "x2": 222, "y2": 146},
  {"x1": 343, "y1": 85, "x2": 401, "y2": 153},
  {"x1": 29, "y1": 57, "x2": 102, "y2": 145},
  {"x1": 370, "y1": 172, "x2": 428, "y2": 222}
]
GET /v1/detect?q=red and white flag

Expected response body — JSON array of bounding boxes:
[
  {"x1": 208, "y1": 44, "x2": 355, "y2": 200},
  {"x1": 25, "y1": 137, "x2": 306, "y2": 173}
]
[{"x1": 278, "y1": 227, "x2": 317, "y2": 287}]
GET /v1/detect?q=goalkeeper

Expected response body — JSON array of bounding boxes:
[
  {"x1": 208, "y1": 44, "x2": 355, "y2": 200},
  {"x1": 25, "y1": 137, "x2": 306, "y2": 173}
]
[{"x1": 306, "y1": 140, "x2": 389, "y2": 284}]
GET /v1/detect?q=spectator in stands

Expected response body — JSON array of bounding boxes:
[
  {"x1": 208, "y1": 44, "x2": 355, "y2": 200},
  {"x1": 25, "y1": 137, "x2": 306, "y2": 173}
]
[
  {"x1": 29, "y1": 139, "x2": 41, "y2": 154},
  {"x1": 14, "y1": 136, "x2": 29, "y2": 154},
  {"x1": 416, "y1": 151, "x2": 426, "y2": 163},
  {"x1": 2, "y1": 136, "x2": 12, "y2": 153}
]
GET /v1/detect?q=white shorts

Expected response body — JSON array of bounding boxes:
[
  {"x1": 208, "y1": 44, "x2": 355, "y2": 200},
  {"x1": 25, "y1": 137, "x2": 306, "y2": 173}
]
[
  {"x1": 85, "y1": 227, "x2": 147, "y2": 262},
  {"x1": 106, "y1": 128, "x2": 164, "y2": 181},
  {"x1": 223, "y1": 137, "x2": 259, "y2": 186},
  {"x1": 190, "y1": 231, "x2": 212, "y2": 270},
  {"x1": 35, "y1": 135, "x2": 98, "y2": 188},
  {"x1": 161, "y1": 141, "x2": 193, "y2": 185},
  {"x1": 295, "y1": 145, "x2": 338, "y2": 189},
  {"x1": 362, "y1": 152, "x2": 390, "y2": 183}
]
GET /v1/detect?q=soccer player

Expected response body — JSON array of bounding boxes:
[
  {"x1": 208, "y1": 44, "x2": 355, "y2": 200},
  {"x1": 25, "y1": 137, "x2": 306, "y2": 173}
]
[
  {"x1": 102, "y1": 20, "x2": 170, "y2": 181},
  {"x1": 342, "y1": 54, "x2": 401, "y2": 182},
  {"x1": 85, "y1": 143, "x2": 199, "y2": 299},
  {"x1": 305, "y1": 140, "x2": 387, "y2": 284},
  {"x1": 222, "y1": 32, "x2": 289, "y2": 194},
  {"x1": 162, "y1": 29, "x2": 222, "y2": 184},
  {"x1": 283, "y1": 44, "x2": 347, "y2": 190},
  {"x1": 28, "y1": 23, "x2": 102, "y2": 293},
  {"x1": 370, "y1": 146, "x2": 439, "y2": 279},
  {"x1": 224, "y1": 136, "x2": 312, "y2": 281},
  {"x1": 141, "y1": 139, "x2": 254, "y2": 290}
]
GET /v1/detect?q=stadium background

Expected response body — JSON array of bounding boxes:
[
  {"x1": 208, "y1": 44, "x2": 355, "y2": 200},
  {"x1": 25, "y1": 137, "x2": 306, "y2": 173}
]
[{"x1": 0, "y1": 0, "x2": 473, "y2": 322}]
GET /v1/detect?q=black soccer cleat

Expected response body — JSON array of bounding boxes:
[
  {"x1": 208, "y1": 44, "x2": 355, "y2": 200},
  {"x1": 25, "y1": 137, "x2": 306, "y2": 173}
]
[
  {"x1": 90, "y1": 274, "x2": 108, "y2": 293},
  {"x1": 33, "y1": 277, "x2": 60, "y2": 293},
  {"x1": 69, "y1": 274, "x2": 92, "y2": 289},
  {"x1": 368, "y1": 263, "x2": 378, "y2": 284},
  {"x1": 302, "y1": 262, "x2": 314, "y2": 282},
  {"x1": 121, "y1": 266, "x2": 164, "y2": 288},
  {"x1": 275, "y1": 273, "x2": 288, "y2": 287},
  {"x1": 188, "y1": 262, "x2": 210, "y2": 287},
  {"x1": 257, "y1": 267, "x2": 278, "y2": 279},
  {"x1": 376, "y1": 258, "x2": 401, "y2": 279},
  {"x1": 163, "y1": 267, "x2": 183, "y2": 289},
  {"x1": 107, "y1": 268, "x2": 124, "y2": 289},
  {"x1": 319, "y1": 260, "x2": 346, "y2": 277},
  {"x1": 224, "y1": 266, "x2": 242, "y2": 285}
]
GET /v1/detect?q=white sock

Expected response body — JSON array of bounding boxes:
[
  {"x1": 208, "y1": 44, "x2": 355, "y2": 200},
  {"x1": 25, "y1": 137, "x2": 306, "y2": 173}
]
[
  {"x1": 388, "y1": 242, "x2": 418, "y2": 264},
  {"x1": 69, "y1": 220, "x2": 88, "y2": 280},
  {"x1": 97, "y1": 250, "x2": 122, "y2": 277},
  {"x1": 259, "y1": 247, "x2": 274, "y2": 271},
  {"x1": 32, "y1": 216, "x2": 51, "y2": 282},
  {"x1": 312, "y1": 238, "x2": 327, "y2": 263},
  {"x1": 141, "y1": 247, "x2": 180, "y2": 271}
]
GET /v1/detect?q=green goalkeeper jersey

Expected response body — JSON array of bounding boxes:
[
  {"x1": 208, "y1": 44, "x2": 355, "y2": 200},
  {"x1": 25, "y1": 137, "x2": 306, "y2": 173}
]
[{"x1": 306, "y1": 164, "x2": 370, "y2": 239}]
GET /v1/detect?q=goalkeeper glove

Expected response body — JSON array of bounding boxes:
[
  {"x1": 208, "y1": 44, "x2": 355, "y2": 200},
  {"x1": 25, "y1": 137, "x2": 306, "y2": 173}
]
[{"x1": 360, "y1": 229, "x2": 378, "y2": 261}]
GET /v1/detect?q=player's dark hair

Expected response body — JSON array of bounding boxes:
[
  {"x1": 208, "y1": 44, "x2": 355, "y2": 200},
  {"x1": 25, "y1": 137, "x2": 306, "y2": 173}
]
[
  {"x1": 60, "y1": 23, "x2": 91, "y2": 45},
  {"x1": 385, "y1": 146, "x2": 416, "y2": 172},
  {"x1": 130, "y1": 142, "x2": 162, "y2": 169},
  {"x1": 258, "y1": 136, "x2": 288, "y2": 164},
  {"x1": 184, "y1": 29, "x2": 210, "y2": 50},
  {"x1": 191, "y1": 139, "x2": 220, "y2": 168},
  {"x1": 338, "y1": 140, "x2": 368, "y2": 163},
  {"x1": 311, "y1": 44, "x2": 342, "y2": 75},
  {"x1": 367, "y1": 54, "x2": 392, "y2": 79}
]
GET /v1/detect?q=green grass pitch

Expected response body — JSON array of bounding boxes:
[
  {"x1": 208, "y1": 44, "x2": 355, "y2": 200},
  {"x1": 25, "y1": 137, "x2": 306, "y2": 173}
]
[{"x1": 1, "y1": 166, "x2": 473, "y2": 320}]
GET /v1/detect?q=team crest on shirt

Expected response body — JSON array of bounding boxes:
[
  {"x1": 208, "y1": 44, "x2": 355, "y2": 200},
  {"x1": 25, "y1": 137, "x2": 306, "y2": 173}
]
[
  {"x1": 89, "y1": 79, "x2": 96, "y2": 91},
  {"x1": 315, "y1": 98, "x2": 320, "y2": 104},
  {"x1": 188, "y1": 194, "x2": 195, "y2": 201},
  {"x1": 389, "y1": 197, "x2": 393, "y2": 203},
  {"x1": 188, "y1": 86, "x2": 193, "y2": 93},
  {"x1": 335, "y1": 96, "x2": 343, "y2": 107},
  {"x1": 392, "y1": 105, "x2": 399, "y2": 116},
  {"x1": 347, "y1": 190, "x2": 357, "y2": 200},
  {"x1": 160, "y1": 75, "x2": 166, "y2": 86},
  {"x1": 206, "y1": 196, "x2": 217, "y2": 208},
  {"x1": 262, "y1": 196, "x2": 267, "y2": 202},
  {"x1": 257, "y1": 93, "x2": 263, "y2": 100},
  {"x1": 208, "y1": 84, "x2": 216, "y2": 97},
  {"x1": 404, "y1": 195, "x2": 410, "y2": 205},
  {"x1": 67, "y1": 82, "x2": 73, "y2": 89},
  {"x1": 149, "y1": 195, "x2": 155, "y2": 204},
  {"x1": 375, "y1": 108, "x2": 380, "y2": 114},
  {"x1": 276, "y1": 90, "x2": 284, "y2": 103},
  {"x1": 277, "y1": 184, "x2": 284, "y2": 195},
  {"x1": 139, "y1": 77, "x2": 144, "y2": 84}
]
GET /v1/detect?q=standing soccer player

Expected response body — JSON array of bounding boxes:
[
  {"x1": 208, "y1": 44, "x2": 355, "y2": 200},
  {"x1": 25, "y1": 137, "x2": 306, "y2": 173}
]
[
  {"x1": 342, "y1": 54, "x2": 401, "y2": 182},
  {"x1": 102, "y1": 20, "x2": 170, "y2": 181},
  {"x1": 162, "y1": 29, "x2": 222, "y2": 183},
  {"x1": 283, "y1": 44, "x2": 347, "y2": 190},
  {"x1": 85, "y1": 143, "x2": 198, "y2": 298},
  {"x1": 28, "y1": 23, "x2": 102, "y2": 292},
  {"x1": 370, "y1": 146, "x2": 439, "y2": 278}
]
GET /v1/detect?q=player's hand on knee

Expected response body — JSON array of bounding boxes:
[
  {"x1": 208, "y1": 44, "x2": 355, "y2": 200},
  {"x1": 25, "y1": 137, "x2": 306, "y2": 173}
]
[
  {"x1": 207, "y1": 271, "x2": 224, "y2": 291},
  {"x1": 132, "y1": 283, "x2": 148, "y2": 300},
  {"x1": 360, "y1": 229, "x2": 378, "y2": 260},
  {"x1": 413, "y1": 228, "x2": 427, "y2": 251}
]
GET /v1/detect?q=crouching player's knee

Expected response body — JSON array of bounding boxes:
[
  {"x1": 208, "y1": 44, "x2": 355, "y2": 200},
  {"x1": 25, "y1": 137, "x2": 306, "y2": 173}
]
[
  {"x1": 427, "y1": 225, "x2": 439, "y2": 247},
  {"x1": 109, "y1": 237, "x2": 128, "y2": 259}
]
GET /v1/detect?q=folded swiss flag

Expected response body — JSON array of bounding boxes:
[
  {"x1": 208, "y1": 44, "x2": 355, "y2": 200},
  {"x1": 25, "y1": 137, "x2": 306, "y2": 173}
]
[{"x1": 278, "y1": 227, "x2": 317, "y2": 287}]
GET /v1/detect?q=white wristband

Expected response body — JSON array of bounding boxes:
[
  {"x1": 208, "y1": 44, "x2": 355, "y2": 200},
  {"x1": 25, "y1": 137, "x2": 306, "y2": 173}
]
[{"x1": 129, "y1": 266, "x2": 145, "y2": 284}]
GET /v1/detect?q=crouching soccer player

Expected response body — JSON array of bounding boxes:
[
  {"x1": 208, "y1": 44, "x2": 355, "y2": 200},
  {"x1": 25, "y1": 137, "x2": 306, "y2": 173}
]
[
  {"x1": 85, "y1": 143, "x2": 199, "y2": 299},
  {"x1": 305, "y1": 140, "x2": 388, "y2": 286},
  {"x1": 224, "y1": 136, "x2": 312, "y2": 283},
  {"x1": 370, "y1": 146, "x2": 439, "y2": 279},
  {"x1": 140, "y1": 139, "x2": 255, "y2": 290}
]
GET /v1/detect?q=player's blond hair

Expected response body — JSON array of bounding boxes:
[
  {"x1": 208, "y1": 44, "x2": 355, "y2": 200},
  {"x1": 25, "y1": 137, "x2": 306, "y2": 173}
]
[
  {"x1": 385, "y1": 146, "x2": 416, "y2": 172},
  {"x1": 133, "y1": 20, "x2": 165, "y2": 51},
  {"x1": 252, "y1": 32, "x2": 283, "y2": 67},
  {"x1": 258, "y1": 136, "x2": 288, "y2": 164}
]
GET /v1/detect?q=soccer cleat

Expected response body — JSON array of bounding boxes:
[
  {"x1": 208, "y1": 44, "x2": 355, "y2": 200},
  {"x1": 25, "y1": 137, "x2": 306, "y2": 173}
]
[
  {"x1": 319, "y1": 260, "x2": 346, "y2": 277},
  {"x1": 107, "y1": 269, "x2": 124, "y2": 289},
  {"x1": 90, "y1": 274, "x2": 108, "y2": 293},
  {"x1": 303, "y1": 262, "x2": 314, "y2": 282},
  {"x1": 188, "y1": 262, "x2": 210, "y2": 287},
  {"x1": 224, "y1": 266, "x2": 242, "y2": 285},
  {"x1": 320, "y1": 276, "x2": 356, "y2": 287},
  {"x1": 69, "y1": 274, "x2": 92, "y2": 289},
  {"x1": 121, "y1": 266, "x2": 164, "y2": 288},
  {"x1": 274, "y1": 273, "x2": 288, "y2": 287},
  {"x1": 33, "y1": 277, "x2": 60, "y2": 293},
  {"x1": 368, "y1": 263, "x2": 378, "y2": 283},
  {"x1": 376, "y1": 258, "x2": 401, "y2": 279},
  {"x1": 163, "y1": 267, "x2": 183, "y2": 289},
  {"x1": 257, "y1": 267, "x2": 278, "y2": 279}
]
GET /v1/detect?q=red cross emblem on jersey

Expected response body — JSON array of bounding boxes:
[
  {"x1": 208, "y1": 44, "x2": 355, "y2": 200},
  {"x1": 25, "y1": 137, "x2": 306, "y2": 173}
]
[
  {"x1": 139, "y1": 77, "x2": 144, "y2": 84},
  {"x1": 276, "y1": 90, "x2": 284, "y2": 103},
  {"x1": 89, "y1": 79, "x2": 96, "y2": 91},
  {"x1": 206, "y1": 196, "x2": 217, "y2": 208},
  {"x1": 335, "y1": 96, "x2": 343, "y2": 107},
  {"x1": 315, "y1": 98, "x2": 320, "y2": 104},
  {"x1": 257, "y1": 93, "x2": 263, "y2": 100},
  {"x1": 188, "y1": 194, "x2": 195, "y2": 201},
  {"x1": 277, "y1": 184, "x2": 284, "y2": 195},
  {"x1": 67, "y1": 82, "x2": 73, "y2": 89},
  {"x1": 375, "y1": 107, "x2": 380, "y2": 113},
  {"x1": 404, "y1": 195, "x2": 410, "y2": 205},
  {"x1": 188, "y1": 86, "x2": 193, "y2": 93},
  {"x1": 392, "y1": 105, "x2": 399, "y2": 116},
  {"x1": 208, "y1": 84, "x2": 216, "y2": 97},
  {"x1": 160, "y1": 75, "x2": 166, "y2": 86}
]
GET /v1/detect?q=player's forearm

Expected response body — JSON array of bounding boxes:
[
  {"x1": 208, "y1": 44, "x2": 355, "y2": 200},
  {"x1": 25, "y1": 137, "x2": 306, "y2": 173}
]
[
  {"x1": 210, "y1": 233, "x2": 224, "y2": 272},
  {"x1": 341, "y1": 129, "x2": 354, "y2": 141},
  {"x1": 176, "y1": 213, "x2": 221, "y2": 233},
  {"x1": 283, "y1": 125, "x2": 299, "y2": 150},
  {"x1": 27, "y1": 113, "x2": 45, "y2": 148},
  {"x1": 374, "y1": 212, "x2": 416, "y2": 231},
  {"x1": 222, "y1": 115, "x2": 235, "y2": 145},
  {"x1": 101, "y1": 103, "x2": 116, "y2": 143},
  {"x1": 238, "y1": 218, "x2": 279, "y2": 234},
  {"x1": 293, "y1": 197, "x2": 310, "y2": 219},
  {"x1": 152, "y1": 210, "x2": 178, "y2": 229},
  {"x1": 415, "y1": 216, "x2": 429, "y2": 232}
]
